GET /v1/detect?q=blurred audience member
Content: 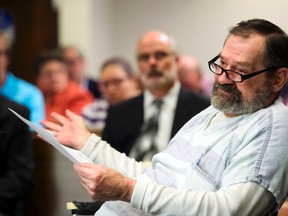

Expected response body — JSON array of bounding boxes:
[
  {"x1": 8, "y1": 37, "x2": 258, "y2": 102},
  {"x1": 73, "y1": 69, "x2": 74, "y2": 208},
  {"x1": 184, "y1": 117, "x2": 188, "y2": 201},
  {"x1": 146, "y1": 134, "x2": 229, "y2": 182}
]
[
  {"x1": 201, "y1": 73, "x2": 214, "y2": 98},
  {"x1": 0, "y1": 30, "x2": 45, "y2": 126},
  {"x1": 82, "y1": 57, "x2": 141, "y2": 134},
  {"x1": 0, "y1": 95, "x2": 34, "y2": 216},
  {"x1": 61, "y1": 46, "x2": 102, "y2": 98},
  {"x1": 0, "y1": 8, "x2": 15, "y2": 46},
  {"x1": 102, "y1": 31, "x2": 210, "y2": 162},
  {"x1": 178, "y1": 55, "x2": 213, "y2": 98},
  {"x1": 34, "y1": 49, "x2": 94, "y2": 121},
  {"x1": 177, "y1": 55, "x2": 203, "y2": 93}
]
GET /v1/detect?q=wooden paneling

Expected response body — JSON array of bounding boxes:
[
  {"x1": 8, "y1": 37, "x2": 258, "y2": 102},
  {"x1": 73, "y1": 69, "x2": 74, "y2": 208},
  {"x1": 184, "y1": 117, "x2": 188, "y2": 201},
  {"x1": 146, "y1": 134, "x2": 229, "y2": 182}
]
[{"x1": 0, "y1": 0, "x2": 58, "y2": 84}]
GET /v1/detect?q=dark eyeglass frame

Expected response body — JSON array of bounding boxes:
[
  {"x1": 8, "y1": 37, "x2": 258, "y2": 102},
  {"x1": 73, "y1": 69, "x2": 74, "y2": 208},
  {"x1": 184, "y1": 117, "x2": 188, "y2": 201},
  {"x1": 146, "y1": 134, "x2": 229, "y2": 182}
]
[
  {"x1": 99, "y1": 77, "x2": 129, "y2": 89},
  {"x1": 137, "y1": 51, "x2": 173, "y2": 62},
  {"x1": 208, "y1": 55, "x2": 280, "y2": 83}
]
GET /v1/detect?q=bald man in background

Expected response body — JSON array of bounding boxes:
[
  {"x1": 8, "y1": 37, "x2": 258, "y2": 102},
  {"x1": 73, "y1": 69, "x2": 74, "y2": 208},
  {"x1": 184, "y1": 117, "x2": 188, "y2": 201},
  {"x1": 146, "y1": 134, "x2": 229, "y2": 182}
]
[
  {"x1": 102, "y1": 31, "x2": 210, "y2": 161},
  {"x1": 177, "y1": 55, "x2": 204, "y2": 93}
]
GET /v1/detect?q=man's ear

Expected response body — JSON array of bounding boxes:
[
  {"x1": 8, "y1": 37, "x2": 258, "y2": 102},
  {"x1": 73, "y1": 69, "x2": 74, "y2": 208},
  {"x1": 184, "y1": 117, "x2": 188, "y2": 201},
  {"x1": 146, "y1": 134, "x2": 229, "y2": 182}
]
[{"x1": 273, "y1": 67, "x2": 288, "y2": 92}]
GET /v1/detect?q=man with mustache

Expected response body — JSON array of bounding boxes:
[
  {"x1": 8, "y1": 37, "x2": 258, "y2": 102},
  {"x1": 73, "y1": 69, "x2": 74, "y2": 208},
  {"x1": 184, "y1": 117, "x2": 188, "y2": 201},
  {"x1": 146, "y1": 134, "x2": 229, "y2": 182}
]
[
  {"x1": 101, "y1": 31, "x2": 210, "y2": 162},
  {"x1": 42, "y1": 19, "x2": 288, "y2": 215}
]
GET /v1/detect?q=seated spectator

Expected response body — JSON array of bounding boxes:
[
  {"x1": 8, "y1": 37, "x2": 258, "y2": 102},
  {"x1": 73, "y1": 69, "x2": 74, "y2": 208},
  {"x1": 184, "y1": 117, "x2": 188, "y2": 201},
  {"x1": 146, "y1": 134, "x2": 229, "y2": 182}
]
[
  {"x1": 82, "y1": 57, "x2": 141, "y2": 134},
  {"x1": 178, "y1": 55, "x2": 214, "y2": 98},
  {"x1": 61, "y1": 45, "x2": 102, "y2": 98},
  {"x1": 0, "y1": 30, "x2": 45, "y2": 126},
  {"x1": 177, "y1": 55, "x2": 204, "y2": 93},
  {"x1": 34, "y1": 49, "x2": 94, "y2": 121},
  {"x1": 0, "y1": 95, "x2": 34, "y2": 216}
]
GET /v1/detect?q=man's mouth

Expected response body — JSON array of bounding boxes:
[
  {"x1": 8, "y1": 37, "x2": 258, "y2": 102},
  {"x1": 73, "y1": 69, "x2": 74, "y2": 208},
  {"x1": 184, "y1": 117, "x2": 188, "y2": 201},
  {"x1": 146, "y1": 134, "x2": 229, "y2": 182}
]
[
  {"x1": 218, "y1": 88, "x2": 232, "y2": 96},
  {"x1": 148, "y1": 70, "x2": 162, "y2": 78}
]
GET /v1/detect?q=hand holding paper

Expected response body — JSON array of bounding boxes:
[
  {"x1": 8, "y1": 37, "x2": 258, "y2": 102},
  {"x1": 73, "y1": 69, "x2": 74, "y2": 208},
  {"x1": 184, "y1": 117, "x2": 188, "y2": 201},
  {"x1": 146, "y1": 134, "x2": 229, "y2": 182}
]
[
  {"x1": 41, "y1": 110, "x2": 92, "y2": 150},
  {"x1": 9, "y1": 108, "x2": 93, "y2": 164}
]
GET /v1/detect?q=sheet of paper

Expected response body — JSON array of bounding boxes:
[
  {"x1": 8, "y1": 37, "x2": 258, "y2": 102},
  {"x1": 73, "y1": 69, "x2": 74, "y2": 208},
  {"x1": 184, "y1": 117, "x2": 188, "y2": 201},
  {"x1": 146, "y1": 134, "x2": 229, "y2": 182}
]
[{"x1": 9, "y1": 108, "x2": 93, "y2": 164}]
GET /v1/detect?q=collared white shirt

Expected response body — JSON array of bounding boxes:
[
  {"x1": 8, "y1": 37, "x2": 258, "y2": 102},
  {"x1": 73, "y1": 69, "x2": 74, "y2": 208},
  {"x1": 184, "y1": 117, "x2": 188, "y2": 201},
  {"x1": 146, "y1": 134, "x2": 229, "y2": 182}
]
[{"x1": 129, "y1": 82, "x2": 180, "y2": 161}]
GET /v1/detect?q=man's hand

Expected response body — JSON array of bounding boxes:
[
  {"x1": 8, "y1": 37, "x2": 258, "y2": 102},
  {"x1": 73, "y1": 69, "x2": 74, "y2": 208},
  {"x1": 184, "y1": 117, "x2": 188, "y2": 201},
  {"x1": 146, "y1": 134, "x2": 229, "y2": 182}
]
[
  {"x1": 73, "y1": 163, "x2": 136, "y2": 202},
  {"x1": 41, "y1": 109, "x2": 92, "y2": 150}
]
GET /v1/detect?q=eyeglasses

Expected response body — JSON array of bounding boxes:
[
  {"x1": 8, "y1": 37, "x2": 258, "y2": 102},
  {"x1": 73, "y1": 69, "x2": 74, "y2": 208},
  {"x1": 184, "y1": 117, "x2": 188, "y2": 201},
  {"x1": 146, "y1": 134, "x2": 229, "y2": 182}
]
[
  {"x1": 137, "y1": 51, "x2": 173, "y2": 62},
  {"x1": 208, "y1": 55, "x2": 280, "y2": 83},
  {"x1": 100, "y1": 77, "x2": 128, "y2": 89}
]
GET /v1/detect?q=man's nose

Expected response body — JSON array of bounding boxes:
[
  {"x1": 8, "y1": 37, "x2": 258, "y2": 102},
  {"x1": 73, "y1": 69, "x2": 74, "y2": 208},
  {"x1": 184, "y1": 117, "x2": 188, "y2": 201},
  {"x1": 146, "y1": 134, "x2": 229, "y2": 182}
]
[
  {"x1": 147, "y1": 55, "x2": 157, "y2": 65},
  {"x1": 216, "y1": 71, "x2": 234, "y2": 85}
]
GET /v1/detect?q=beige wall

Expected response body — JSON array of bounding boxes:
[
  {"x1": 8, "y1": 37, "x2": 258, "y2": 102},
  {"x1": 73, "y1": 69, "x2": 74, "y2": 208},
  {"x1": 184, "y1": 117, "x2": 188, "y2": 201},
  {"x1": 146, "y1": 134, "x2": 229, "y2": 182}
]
[
  {"x1": 57, "y1": 0, "x2": 114, "y2": 79},
  {"x1": 57, "y1": 0, "x2": 288, "y2": 78}
]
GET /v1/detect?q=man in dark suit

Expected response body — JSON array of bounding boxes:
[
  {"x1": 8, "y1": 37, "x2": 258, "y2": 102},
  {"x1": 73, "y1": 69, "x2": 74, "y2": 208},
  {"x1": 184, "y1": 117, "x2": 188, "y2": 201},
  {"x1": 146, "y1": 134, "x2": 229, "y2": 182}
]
[
  {"x1": 102, "y1": 31, "x2": 210, "y2": 161},
  {"x1": 0, "y1": 95, "x2": 34, "y2": 216}
]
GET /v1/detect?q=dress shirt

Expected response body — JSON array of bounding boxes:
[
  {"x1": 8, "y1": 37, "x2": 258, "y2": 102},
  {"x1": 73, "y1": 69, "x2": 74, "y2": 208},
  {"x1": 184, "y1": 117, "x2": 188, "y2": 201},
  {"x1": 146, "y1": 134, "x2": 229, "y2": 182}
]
[
  {"x1": 129, "y1": 82, "x2": 180, "y2": 160},
  {"x1": 82, "y1": 98, "x2": 109, "y2": 133}
]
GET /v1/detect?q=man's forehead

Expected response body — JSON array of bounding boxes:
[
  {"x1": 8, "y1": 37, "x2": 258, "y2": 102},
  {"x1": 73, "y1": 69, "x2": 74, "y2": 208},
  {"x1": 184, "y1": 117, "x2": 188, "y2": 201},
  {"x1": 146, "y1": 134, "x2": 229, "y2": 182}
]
[
  {"x1": 220, "y1": 34, "x2": 265, "y2": 67},
  {"x1": 219, "y1": 53, "x2": 253, "y2": 68},
  {"x1": 137, "y1": 32, "x2": 172, "y2": 52}
]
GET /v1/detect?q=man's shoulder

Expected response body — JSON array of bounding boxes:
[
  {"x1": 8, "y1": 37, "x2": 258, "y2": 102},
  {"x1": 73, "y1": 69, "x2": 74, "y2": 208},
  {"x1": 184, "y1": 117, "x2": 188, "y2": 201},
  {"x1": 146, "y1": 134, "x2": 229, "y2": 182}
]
[
  {"x1": 109, "y1": 94, "x2": 143, "y2": 111},
  {"x1": 8, "y1": 73, "x2": 43, "y2": 96},
  {"x1": 8, "y1": 73, "x2": 37, "y2": 88}
]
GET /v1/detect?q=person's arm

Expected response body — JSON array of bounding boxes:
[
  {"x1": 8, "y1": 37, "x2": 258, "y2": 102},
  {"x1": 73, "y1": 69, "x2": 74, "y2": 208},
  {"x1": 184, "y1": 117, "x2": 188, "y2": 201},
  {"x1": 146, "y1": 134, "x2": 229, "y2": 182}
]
[
  {"x1": 131, "y1": 179, "x2": 275, "y2": 215},
  {"x1": 81, "y1": 134, "x2": 145, "y2": 177},
  {"x1": 71, "y1": 162, "x2": 275, "y2": 215}
]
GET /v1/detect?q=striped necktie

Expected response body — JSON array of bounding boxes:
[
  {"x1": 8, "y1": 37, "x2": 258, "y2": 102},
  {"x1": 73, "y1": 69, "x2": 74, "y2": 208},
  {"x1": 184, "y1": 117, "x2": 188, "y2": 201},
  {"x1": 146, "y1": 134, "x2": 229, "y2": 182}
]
[{"x1": 134, "y1": 99, "x2": 163, "y2": 161}]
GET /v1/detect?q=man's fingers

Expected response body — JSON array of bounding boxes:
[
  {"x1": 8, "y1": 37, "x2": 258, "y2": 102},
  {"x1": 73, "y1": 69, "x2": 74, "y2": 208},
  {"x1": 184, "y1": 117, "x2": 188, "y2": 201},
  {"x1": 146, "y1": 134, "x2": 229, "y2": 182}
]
[
  {"x1": 50, "y1": 112, "x2": 70, "y2": 125},
  {"x1": 41, "y1": 120, "x2": 62, "y2": 131},
  {"x1": 65, "y1": 109, "x2": 79, "y2": 121},
  {"x1": 73, "y1": 163, "x2": 96, "y2": 176}
]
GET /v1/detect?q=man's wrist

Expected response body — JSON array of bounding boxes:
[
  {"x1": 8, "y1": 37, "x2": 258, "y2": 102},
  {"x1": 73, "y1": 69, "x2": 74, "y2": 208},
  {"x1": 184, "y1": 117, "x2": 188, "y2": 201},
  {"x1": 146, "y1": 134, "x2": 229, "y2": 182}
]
[
  {"x1": 122, "y1": 178, "x2": 136, "y2": 202},
  {"x1": 79, "y1": 131, "x2": 92, "y2": 149},
  {"x1": 75, "y1": 131, "x2": 92, "y2": 150}
]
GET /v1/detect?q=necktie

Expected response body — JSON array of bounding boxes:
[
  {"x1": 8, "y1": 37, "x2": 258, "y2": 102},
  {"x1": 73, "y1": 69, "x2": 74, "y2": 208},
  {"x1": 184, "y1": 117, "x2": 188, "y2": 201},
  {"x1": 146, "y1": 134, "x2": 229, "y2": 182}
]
[{"x1": 133, "y1": 99, "x2": 163, "y2": 161}]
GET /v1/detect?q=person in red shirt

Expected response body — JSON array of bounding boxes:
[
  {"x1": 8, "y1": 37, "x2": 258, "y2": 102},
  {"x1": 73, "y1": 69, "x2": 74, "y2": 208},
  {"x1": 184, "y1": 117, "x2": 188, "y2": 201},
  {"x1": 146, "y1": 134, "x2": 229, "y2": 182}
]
[{"x1": 34, "y1": 49, "x2": 94, "y2": 121}]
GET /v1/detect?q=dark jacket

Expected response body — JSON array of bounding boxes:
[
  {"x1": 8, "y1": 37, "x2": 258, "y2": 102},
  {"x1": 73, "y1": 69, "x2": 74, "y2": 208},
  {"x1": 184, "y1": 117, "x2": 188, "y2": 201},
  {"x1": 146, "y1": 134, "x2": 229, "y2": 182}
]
[
  {"x1": 102, "y1": 88, "x2": 210, "y2": 155},
  {"x1": 0, "y1": 96, "x2": 34, "y2": 216}
]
